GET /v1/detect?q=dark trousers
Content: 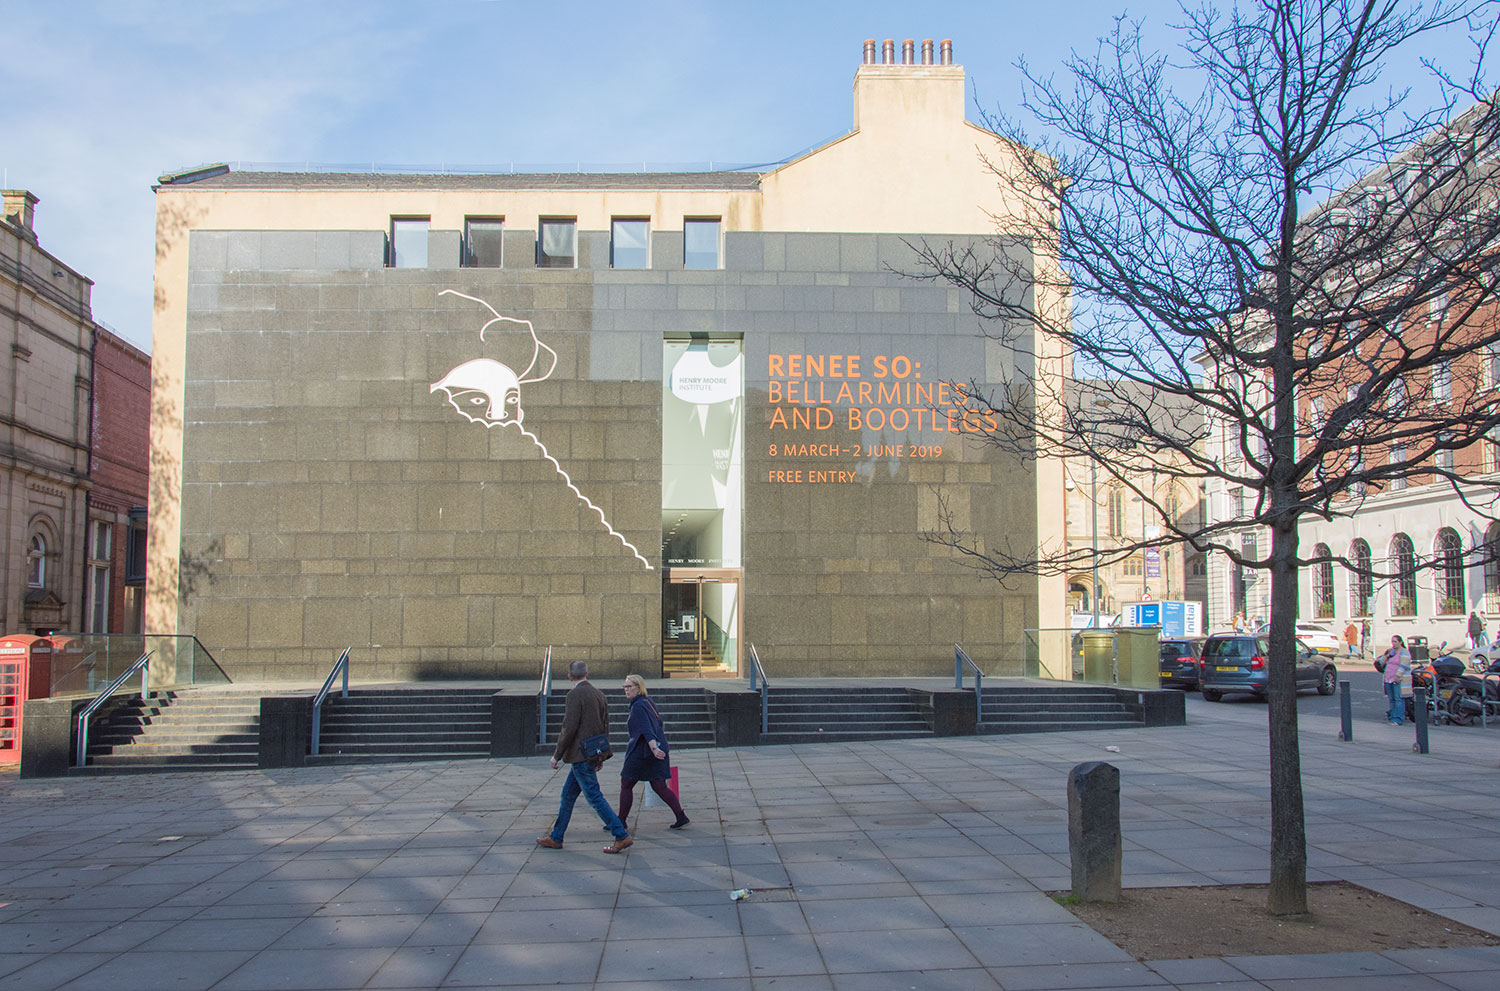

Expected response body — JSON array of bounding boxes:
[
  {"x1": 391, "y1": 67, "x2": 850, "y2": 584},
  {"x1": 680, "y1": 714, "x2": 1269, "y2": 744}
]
[{"x1": 619, "y1": 776, "x2": 686, "y2": 824}]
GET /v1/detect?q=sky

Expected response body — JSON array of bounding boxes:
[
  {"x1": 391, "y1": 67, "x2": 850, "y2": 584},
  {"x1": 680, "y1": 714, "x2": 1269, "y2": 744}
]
[{"x1": 1, "y1": 1, "x2": 1479, "y2": 354}]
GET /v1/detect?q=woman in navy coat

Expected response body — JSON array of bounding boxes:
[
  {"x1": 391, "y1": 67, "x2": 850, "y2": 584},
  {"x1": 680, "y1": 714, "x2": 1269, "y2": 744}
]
[{"x1": 617, "y1": 674, "x2": 690, "y2": 829}]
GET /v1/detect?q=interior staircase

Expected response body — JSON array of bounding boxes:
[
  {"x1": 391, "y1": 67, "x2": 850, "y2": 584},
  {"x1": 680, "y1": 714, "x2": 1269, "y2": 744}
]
[
  {"x1": 74, "y1": 686, "x2": 262, "y2": 773},
  {"x1": 661, "y1": 640, "x2": 733, "y2": 677}
]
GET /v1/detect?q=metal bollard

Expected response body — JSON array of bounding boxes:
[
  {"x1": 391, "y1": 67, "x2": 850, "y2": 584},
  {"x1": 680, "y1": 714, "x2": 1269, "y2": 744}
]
[
  {"x1": 1339, "y1": 680, "x2": 1353, "y2": 741},
  {"x1": 1414, "y1": 687, "x2": 1430, "y2": 754}
]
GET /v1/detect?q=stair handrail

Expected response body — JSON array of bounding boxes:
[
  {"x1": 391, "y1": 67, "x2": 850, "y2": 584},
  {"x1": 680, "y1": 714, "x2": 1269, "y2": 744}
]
[
  {"x1": 74, "y1": 650, "x2": 152, "y2": 768},
  {"x1": 748, "y1": 642, "x2": 769, "y2": 734},
  {"x1": 955, "y1": 643, "x2": 985, "y2": 724},
  {"x1": 310, "y1": 646, "x2": 351, "y2": 756},
  {"x1": 537, "y1": 645, "x2": 553, "y2": 745}
]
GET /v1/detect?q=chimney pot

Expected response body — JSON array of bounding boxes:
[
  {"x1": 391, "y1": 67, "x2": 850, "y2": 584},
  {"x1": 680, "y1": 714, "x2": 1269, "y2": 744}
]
[
  {"x1": 882, "y1": 39, "x2": 895, "y2": 64},
  {"x1": 921, "y1": 39, "x2": 934, "y2": 65},
  {"x1": 863, "y1": 39, "x2": 876, "y2": 64},
  {"x1": 940, "y1": 39, "x2": 953, "y2": 65},
  {"x1": 902, "y1": 39, "x2": 915, "y2": 64}
]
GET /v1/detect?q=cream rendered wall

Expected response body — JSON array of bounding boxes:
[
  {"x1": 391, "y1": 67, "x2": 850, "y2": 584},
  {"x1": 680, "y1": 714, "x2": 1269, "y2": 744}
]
[{"x1": 757, "y1": 62, "x2": 1070, "y2": 636}]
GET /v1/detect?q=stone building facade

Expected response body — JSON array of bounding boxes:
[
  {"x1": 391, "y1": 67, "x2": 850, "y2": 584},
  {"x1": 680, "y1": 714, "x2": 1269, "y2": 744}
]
[
  {"x1": 2, "y1": 190, "x2": 93, "y2": 635},
  {"x1": 2, "y1": 191, "x2": 152, "y2": 639},
  {"x1": 149, "y1": 43, "x2": 1069, "y2": 681}
]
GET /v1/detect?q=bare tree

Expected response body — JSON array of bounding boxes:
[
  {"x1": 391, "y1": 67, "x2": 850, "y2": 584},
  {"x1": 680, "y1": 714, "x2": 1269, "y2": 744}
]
[{"x1": 917, "y1": 0, "x2": 1500, "y2": 915}]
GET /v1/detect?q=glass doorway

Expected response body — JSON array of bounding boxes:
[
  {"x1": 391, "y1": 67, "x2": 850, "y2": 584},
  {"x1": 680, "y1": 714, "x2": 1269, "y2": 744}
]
[
  {"x1": 662, "y1": 337, "x2": 744, "y2": 677},
  {"x1": 663, "y1": 569, "x2": 741, "y2": 676}
]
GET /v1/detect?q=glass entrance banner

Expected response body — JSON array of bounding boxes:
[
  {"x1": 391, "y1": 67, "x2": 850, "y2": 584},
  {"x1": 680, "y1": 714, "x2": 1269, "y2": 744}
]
[{"x1": 662, "y1": 338, "x2": 744, "y2": 675}]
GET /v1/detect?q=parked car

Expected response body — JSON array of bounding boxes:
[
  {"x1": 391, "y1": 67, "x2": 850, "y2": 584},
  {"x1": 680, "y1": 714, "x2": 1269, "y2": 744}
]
[
  {"x1": 1200, "y1": 634, "x2": 1338, "y2": 701},
  {"x1": 1159, "y1": 637, "x2": 1206, "y2": 689},
  {"x1": 1253, "y1": 622, "x2": 1343, "y2": 656}
]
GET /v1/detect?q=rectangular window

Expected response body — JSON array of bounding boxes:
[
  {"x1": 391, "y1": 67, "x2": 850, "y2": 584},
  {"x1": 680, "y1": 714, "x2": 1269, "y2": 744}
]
[
  {"x1": 1482, "y1": 345, "x2": 1500, "y2": 391},
  {"x1": 610, "y1": 218, "x2": 649, "y2": 269},
  {"x1": 389, "y1": 218, "x2": 429, "y2": 269},
  {"x1": 1389, "y1": 442, "x2": 1407, "y2": 490},
  {"x1": 1436, "y1": 433, "x2": 1455, "y2": 472},
  {"x1": 125, "y1": 507, "x2": 147, "y2": 584},
  {"x1": 463, "y1": 218, "x2": 504, "y2": 268},
  {"x1": 684, "y1": 218, "x2": 721, "y2": 269},
  {"x1": 1309, "y1": 396, "x2": 1325, "y2": 432},
  {"x1": 537, "y1": 218, "x2": 577, "y2": 268},
  {"x1": 1433, "y1": 360, "x2": 1452, "y2": 402},
  {"x1": 87, "y1": 520, "x2": 112, "y2": 634}
]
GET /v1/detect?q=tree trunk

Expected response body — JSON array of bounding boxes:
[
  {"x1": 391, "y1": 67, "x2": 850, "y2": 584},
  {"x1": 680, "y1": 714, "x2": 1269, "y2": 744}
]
[{"x1": 1265, "y1": 515, "x2": 1308, "y2": 915}]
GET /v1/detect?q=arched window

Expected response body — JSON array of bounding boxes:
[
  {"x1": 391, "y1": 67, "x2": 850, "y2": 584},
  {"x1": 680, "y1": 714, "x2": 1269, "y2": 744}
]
[
  {"x1": 1107, "y1": 487, "x2": 1126, "y2": 538},
  {"x1": 1311, "y1": 543, "x2": 1334, "y2": 618},
  {"x1": 1435, "y1": 528, "x2": 1464, "y2": 614},
  {"x1": 1349, "y1": 539, "x2": 1374, "y2": 616},
  {"x1": 27, "y1": 533, "x2": 46, "y2": 587},
  {"x1": 1487, "y1": 523, "x2": 1500, "y2": 614},
  {"x1": 1390, "y1": 533, "x2": 1417, "y2": 616}
]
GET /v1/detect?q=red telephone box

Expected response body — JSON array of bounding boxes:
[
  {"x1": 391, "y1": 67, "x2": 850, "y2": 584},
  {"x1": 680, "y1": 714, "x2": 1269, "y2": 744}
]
[{"x1": 0, "y1": 635, "x2": 55, "y2": 765}]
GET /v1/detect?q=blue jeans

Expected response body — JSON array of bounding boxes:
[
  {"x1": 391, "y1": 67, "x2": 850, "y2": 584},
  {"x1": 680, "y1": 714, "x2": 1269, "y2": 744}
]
[
  {"x1": 1385, "y1": 681, "x2": 1404, "y2": 724},
  {"x1": 551, "y1": 761, "x2": 627, "y2": 842}
]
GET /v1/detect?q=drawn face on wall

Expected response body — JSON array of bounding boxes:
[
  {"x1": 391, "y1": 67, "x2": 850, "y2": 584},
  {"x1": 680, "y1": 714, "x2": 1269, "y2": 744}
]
[{"x1": 430, "y1": 358, "x2": 524, "y2": 426}]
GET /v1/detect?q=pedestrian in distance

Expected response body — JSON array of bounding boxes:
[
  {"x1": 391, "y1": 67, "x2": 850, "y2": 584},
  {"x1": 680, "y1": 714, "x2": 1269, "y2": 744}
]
[
  {"x1": 1376, "y1": 635, "x2": 1411, "y2": 726},
  {"x1": 536, "y1": 660, "x2": 633, "y2": 854},
  {"x1": 1344, "y1": 621, "x2": 1359, "y2": 658},
  {"x1": 617, "y1": 674, "x2": 690, "y2": 830},
  {"x1": 1470, "y1": 611, "x2": 1489, "y2": 651}
]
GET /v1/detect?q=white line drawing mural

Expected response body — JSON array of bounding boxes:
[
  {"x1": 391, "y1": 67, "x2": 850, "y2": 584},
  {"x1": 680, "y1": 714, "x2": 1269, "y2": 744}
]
[{"x1": 430, "y1": 290, "x2": 652, "y2": 570}]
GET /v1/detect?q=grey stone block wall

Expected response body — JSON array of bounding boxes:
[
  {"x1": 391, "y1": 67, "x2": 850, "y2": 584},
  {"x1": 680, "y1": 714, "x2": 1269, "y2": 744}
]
[{"x1": 179, "y1": 226, "x2": 1037, "y2": 680}]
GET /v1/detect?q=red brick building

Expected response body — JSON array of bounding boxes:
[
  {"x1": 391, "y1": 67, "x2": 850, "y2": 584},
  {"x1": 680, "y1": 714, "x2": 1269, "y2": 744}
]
[{"x1": 86, "y1": 327, "x2": 150, "y2": 633}]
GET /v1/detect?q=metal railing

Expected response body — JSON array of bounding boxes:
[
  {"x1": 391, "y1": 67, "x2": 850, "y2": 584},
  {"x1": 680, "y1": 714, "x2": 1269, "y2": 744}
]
[
  {"x1": 747, "y1": 643, "x2": 769, "y2": 734},
  {"x1": 310, "y1": 647, "x2": 351, "y2": 756},
  {"x1": 955, "y1": 643, "x2": 985, "y2": 724},
  {"x1": 74, "y1": 651, "x2": 152, "y2": 767},
  {"x1": 537, "y1": 646, "x2": 553, "y2": 745}
]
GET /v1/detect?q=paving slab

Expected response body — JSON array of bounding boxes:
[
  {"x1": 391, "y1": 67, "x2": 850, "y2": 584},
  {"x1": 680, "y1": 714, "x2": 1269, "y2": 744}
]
[{"x1": 4, "y1": 687, "x2": 1500, "y2": 990}]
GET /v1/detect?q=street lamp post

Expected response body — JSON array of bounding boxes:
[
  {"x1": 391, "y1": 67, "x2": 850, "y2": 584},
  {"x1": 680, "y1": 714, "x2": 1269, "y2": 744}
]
[{"x1": 1090, "y1": 398, "x2": 1113, "y2": 630}]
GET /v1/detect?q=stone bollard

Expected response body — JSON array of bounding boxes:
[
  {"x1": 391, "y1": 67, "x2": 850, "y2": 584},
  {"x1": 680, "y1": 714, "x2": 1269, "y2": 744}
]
[{"x1": 1068, "y1": 761, "x2": 1122, "y2": 903}]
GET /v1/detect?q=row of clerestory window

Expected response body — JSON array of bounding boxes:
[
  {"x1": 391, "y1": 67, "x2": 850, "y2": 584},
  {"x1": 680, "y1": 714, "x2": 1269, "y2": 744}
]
[{"x1": 388, "y1": 217, "x2": 722, "y2": 270}]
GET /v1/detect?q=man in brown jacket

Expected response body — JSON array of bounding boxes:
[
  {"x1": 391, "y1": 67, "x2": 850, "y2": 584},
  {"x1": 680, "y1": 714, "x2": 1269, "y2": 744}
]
[{"x1": 536, "y1": 660, "x2": 633, "y2": 853}]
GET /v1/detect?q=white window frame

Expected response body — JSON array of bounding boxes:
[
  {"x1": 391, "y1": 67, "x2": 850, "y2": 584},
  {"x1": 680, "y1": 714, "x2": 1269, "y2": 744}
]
[
  {"x1": 87, "y1": 520, "x2": 112, "y2": 633},
  {"x1": 27, "y1": 533, "x2": 46, "y2": 588},
  {"x1": 1432, "y1": 360, "x2": 1452, "y2": 403}
]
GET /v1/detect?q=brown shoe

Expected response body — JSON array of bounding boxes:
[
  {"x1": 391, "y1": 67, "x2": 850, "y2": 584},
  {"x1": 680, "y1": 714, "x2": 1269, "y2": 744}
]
[
  {"x1": 535, "y1": 836, "x2": 563, "y2": 849},
  {"x1": 603, "y1": 836, "x2": 633, "y2": 854}
]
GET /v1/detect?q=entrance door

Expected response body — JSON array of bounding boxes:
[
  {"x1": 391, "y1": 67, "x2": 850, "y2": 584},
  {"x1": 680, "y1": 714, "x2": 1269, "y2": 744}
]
[{"x1": 663, "y1": 568, "x2": 741, "y2": 677}]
